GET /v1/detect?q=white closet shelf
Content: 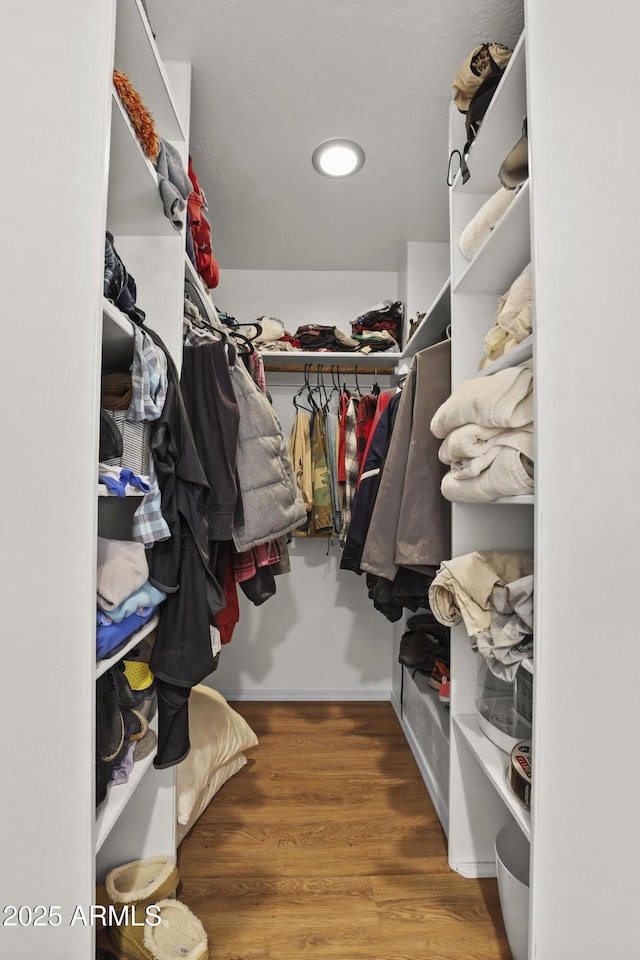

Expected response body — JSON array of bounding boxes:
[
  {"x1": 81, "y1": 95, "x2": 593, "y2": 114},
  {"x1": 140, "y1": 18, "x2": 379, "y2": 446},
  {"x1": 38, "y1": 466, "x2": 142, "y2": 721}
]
[
  {"x1": 103, "y1": 298, "x2": 134, "y2": 340},
  {"x1": 97, "y1": 487, "x2": 145, "y2": 498},
  {"x1": 95, "y1": 712, "x2": 159, "y2": 853},
  {"x1": 108, "y1": 90, "x2": 176, "y2": 237},
  {"x1": 114, "y1": 0, "x2": 186, "y2": 142},
  {"x1": 478, "y1": 333, "x2": 533, "y2": 376},
  {"x1": 399, "y1": 666, "x2": 450, "y2": 834},
  {"x1": 96, "y1": 614, "x2": 159, "y2": 680},
  {"x1": 454, "y1": 181, "x2": 530, "y2": 295},
  {"x1": 102, "y1": 298, "x2": 135, "y2": 369},
  {"x1": 493, "y1": 494, "x2": 534, "y2": 505},
  {"x1": 454, "y1": 713, "x2": 531, "y2": 839},
  {"x1": 401, "y1": 278, "x2": 451, "y2": 361},
  {"x1": 451, "y1": 32, "x2": 527, "y2": 195}
]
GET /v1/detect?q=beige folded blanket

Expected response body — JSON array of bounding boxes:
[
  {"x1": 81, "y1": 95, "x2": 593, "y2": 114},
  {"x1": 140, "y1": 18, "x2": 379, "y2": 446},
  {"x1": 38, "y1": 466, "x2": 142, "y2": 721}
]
[
  {"x1": 428, "y1": 550, "x2": 534, "y2": 639},
  {"x1": 431, "y1": 360, "x2": 533, "y2": 438},
  {"x1": 480, "y1": 263, "x2": 532, "y2": 368},
  {"x1": 440, "y1": 424, "x2": 533, "y2": 480},
  {"x1": 459, "y1": 186, "x2": 519, "y2": 260},
  {"x1": 441, "y1": 446, "x2": 534, "y2": 502},
  {"x1": 441, "y1": 425, "x2": 533, "y2": 479}
]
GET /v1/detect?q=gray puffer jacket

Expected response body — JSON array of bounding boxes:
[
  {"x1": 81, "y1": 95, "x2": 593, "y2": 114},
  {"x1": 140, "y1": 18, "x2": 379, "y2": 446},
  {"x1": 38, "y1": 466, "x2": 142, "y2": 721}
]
[{"x1": 231, "y1": 358, "x2": 306, "y2": 551}]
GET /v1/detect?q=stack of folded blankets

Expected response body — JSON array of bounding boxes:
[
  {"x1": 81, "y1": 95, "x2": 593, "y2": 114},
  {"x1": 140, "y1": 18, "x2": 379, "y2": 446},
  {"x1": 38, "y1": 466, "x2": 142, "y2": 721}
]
[
  {"x1": 428, "y1": 549, "x2": 534, "y2": 680},
  {"x1": 479, "y1": 263, "x2": 532, "y2": 369},
  {"x1": 96, "y1": 536, "x2": 166, "y2": 660},
  {"x1": 430, "y1": 359, "x2": 534, "y2": 502},
  {"x1": 350, "y1": 299, "x2": 403, "y2": 352}
]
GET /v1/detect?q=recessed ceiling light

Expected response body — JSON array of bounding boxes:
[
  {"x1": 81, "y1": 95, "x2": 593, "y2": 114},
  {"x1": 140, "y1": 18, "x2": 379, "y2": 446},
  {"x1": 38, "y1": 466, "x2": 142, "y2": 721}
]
[{"x1": 311, "y1": 138, "x2": 365, "y2": 178}]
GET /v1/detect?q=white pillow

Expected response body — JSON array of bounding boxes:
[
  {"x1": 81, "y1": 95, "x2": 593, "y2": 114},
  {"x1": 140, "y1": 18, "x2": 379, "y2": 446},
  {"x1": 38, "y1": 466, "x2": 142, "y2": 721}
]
[
  {"x1": 459, "y1": 186, "x2": 518, "y2": 260},
  {"x1": 176, "y1": 685, "x2": 258, "y2": 826},
  {"x1": 177, "y1": 754, "x2": 248, "y2": 845}
]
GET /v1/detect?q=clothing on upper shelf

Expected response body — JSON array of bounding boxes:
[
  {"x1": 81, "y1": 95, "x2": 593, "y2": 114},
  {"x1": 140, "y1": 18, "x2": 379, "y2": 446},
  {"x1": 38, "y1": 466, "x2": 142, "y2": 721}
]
[{"x1": 154, "y1": 139, "x2": 192, "y2": 231}]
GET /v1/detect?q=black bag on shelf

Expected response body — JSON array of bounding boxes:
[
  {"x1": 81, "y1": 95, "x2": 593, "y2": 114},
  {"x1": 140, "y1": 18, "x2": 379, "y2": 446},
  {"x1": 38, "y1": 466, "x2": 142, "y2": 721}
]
[{"x1": 450, "y1": 42, "x2": 513, "y2": 184}]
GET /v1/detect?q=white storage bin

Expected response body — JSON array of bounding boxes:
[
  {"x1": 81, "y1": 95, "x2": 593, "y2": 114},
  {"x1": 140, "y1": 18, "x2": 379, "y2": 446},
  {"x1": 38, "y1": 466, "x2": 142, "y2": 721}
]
[
  {"x1": 475, "y1": 657, "x2": 532, "y2": 754},
  {"x1": 495, "y1": 822, "x2": 530, "y2": 960}
]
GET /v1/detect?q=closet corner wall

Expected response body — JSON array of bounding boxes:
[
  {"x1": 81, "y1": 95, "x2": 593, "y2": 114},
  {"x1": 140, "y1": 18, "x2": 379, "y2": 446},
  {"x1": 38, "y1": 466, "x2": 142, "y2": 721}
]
[{"x1": 0, "y1": 2, "x2": 190, "y2": 955}]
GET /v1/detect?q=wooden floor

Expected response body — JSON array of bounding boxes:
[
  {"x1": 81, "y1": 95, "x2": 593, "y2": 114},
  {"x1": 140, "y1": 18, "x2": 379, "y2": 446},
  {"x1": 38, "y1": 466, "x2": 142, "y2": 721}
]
[{"x1": 177, "y1": 701, "x2": 510, "y2": 960}]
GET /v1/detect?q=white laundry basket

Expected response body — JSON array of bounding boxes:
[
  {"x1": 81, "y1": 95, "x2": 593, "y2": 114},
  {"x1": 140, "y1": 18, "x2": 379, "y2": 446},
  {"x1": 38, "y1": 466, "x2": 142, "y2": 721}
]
[{"x1": 495, "y1": 822, "x2": 530, "y2": 960}]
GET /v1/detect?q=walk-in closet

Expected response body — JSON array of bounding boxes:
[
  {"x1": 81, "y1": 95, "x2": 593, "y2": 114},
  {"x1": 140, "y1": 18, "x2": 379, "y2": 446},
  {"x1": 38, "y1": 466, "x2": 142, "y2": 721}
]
[{"x1": 3, "y1": 1, "x2": 640, "y2": 959}]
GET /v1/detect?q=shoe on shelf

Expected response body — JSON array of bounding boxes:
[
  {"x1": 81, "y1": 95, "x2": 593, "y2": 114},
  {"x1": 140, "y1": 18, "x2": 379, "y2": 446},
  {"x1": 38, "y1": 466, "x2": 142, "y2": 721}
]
[
  {"x1": 438, "y1": 677, "x2": 451, "y2": 706},
  {"x1": 428, "y1": 659, "x2": 450, "y2": 694}
]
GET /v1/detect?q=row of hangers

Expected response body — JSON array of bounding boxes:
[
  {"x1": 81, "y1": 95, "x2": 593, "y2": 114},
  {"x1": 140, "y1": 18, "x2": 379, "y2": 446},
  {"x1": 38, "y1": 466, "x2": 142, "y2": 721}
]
[
  {"x1": 293, "y1": 363, "x2": 380, "y2": 413},
  {"x1": 184, "y1": 286, "x2": 262, "y2": 355}
]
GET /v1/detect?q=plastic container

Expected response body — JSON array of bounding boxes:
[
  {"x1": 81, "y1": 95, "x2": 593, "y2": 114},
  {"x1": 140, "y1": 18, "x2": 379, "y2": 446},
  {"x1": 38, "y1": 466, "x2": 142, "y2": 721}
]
[
  {"x1": 475, "y1": 658, "x2": 532, "y2": 754},
  {"x1": 495, "y1": 822, "x2": 530, "y2": 960}
]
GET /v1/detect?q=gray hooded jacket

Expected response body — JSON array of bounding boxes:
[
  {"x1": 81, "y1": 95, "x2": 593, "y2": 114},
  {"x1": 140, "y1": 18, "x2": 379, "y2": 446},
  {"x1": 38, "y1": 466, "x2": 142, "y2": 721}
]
[{"x1": 231, "y1": 358, "x2": 306, "y2": 551}]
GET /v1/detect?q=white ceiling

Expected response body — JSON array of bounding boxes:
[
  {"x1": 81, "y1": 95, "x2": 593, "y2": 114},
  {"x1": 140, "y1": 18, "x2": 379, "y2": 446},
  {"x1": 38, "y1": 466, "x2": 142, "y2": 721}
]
[{"x1": 148, "y1": 0, "x2": 524, "y2": 272}]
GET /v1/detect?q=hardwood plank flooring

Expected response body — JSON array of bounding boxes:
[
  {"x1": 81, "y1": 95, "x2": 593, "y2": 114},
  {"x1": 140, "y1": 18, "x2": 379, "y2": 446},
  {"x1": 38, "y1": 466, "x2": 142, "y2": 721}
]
[{"x1": 177, "y1": 702, "x2": 511, "y2": 960}]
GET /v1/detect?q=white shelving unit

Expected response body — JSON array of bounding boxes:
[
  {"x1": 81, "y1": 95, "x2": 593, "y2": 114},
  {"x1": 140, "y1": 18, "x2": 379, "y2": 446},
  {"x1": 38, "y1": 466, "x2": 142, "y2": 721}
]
[
  {"x1": 444, "y1": 16, "x2": 537, "y2": 956},
  {"x1": 1, "y1": 2, "x2": 190, "y2": 955}
]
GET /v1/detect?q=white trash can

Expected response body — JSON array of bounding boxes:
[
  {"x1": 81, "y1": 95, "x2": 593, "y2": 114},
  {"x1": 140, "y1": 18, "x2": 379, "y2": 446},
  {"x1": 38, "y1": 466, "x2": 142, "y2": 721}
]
[{"x1": 495, "y1": 822, "x2": 530, "y2": 960}]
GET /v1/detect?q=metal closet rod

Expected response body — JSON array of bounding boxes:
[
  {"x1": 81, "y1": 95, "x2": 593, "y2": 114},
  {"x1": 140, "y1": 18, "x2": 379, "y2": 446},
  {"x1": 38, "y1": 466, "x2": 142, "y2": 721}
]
[{"x1": 262, "y1": 362, "x2": 393, "y2": 374}]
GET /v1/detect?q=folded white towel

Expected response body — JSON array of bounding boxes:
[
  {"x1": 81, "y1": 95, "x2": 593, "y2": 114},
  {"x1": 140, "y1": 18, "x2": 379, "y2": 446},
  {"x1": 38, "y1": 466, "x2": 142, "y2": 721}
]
[
  {"x1": 439, "y1": 422, "x2": 533, "y2": 467},
  {"x1": 441, "y1": 446, "x2": 534, "y2": 502},
  {"x1": 431, "y1": 360, "x2": 533, "y2": 438},
  {"x1": 459, "y1": 186, "x2": 519, "y2": 260},
  {"x1": 443, "y1": 426, "x2": 534, "y2": 479}
]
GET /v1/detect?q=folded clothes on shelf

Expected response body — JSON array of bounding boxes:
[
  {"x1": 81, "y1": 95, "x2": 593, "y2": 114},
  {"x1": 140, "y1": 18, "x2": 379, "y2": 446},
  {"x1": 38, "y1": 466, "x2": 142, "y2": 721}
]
[
  {"x1": 429, "y1": 551, "x2": 534, "y2": 680},
  {"x1": 97, "y1": 537, "x2": 149, "y2": 612},
  {"x1": 479, "y1": 263, "x2": 532, "y2": 369},
  {"x1": 96, "y1": 604, "x2": 158, "y2": 660}
]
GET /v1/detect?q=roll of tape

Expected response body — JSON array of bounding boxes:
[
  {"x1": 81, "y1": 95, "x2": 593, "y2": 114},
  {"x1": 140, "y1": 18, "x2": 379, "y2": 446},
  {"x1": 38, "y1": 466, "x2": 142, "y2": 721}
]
[{"x1": 509, "y1": 739, "x2": 532, "y2": 808}]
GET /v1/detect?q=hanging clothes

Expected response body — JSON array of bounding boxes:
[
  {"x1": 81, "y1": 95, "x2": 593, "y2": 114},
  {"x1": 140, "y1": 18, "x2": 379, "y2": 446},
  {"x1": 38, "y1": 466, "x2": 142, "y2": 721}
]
[
  {"x1": 287, "y1": 406, "x2": 313, "y2": 513},
  {"x1": 355, "y1": 393, "x2": 378, "y2": 469},
  {"x1": 340, "y1": 390, "x2": 402, "y2": 574},
  {"x1": 308, "y1": 408, "x2": 333, "y2": 535},
  {"x1": 360, "y1": 339, "x2": 451, "y2": 583},
  {"x1": 141, "y1": 324, "x2": 225, "y2": 770},
  {"x1": 180, "y1": 337, "x2": 240, "y2": 541},
  {"x1": 340, "y1": 395, "x2": 360, "y2": 542},
  {"x1": 231, "y1": 357, "x2": 307, "y2": 552}
]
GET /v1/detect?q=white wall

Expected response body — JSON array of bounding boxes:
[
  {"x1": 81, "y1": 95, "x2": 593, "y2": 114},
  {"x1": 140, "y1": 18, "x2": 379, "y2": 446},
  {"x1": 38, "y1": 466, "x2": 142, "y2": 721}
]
[
  {"x1": 215, "y1": 268, "x2": 398, "y2": 334},
  {"x1": 398, "y1": 241, "x2": 449, "y2": 334},
  {"x1": 209, "y1": 268, "x2": 397, "y2": 699}
]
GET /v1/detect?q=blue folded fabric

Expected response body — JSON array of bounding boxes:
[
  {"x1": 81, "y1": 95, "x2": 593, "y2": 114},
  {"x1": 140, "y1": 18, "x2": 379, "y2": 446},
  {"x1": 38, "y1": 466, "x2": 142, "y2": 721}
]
[
  {"x1": 96, "y1": 605, "x2": 157, "y2": 660},
  {"x1": 99, "y1": 468, "x2": 150, "y2": 497},
  {"x1": 106, "y1": 581, "x2": 166, "y2": 624}
]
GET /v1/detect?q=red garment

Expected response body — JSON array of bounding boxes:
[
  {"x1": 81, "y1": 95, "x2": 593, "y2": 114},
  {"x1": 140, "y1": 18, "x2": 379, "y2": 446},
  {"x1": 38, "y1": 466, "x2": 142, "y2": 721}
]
[
  {"x1": 357, "y1": 389, "x2": 395, "y2": 485},
  {"x1": 217, "y1": 543, "x2": 239, "y2": 645},
  {"x1": 232, "y1": 539, "x2": 283, "y2": 584},
  {"x1": 355, "y1": 394, "x2": 377, "y2": 469},
  {"x1": 337, "y1": 389, "x2": 351, "y2": 483},
  {"x1": 187, "y1": 157, "x2": 220, "y2": 289}
]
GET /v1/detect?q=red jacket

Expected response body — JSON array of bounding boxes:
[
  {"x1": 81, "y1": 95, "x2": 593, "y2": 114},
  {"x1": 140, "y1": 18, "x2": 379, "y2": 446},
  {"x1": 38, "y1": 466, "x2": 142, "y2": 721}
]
[{"x1": 188, "y1": 157, "x2": 220, "y2": 289}]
